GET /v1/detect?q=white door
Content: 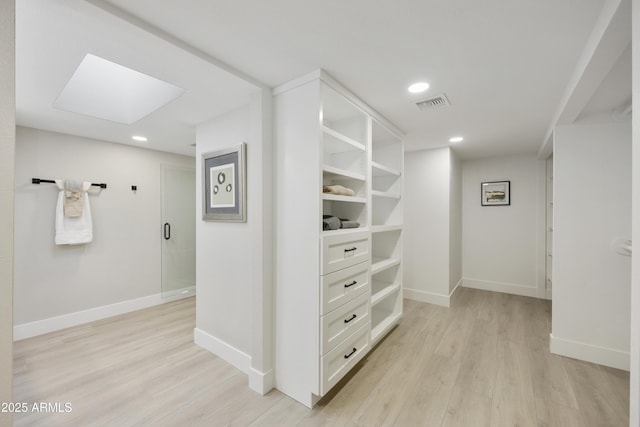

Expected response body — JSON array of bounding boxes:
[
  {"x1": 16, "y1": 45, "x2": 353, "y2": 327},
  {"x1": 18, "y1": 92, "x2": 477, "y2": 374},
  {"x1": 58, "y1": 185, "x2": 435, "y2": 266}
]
[{"x1": 161, "y1": 165, "x2": 196, "y2": 299}]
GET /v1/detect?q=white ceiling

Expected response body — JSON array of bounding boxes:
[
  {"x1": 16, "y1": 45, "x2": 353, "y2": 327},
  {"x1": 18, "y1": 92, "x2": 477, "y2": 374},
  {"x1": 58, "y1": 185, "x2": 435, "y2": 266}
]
[
  {"x1": 17, "y1": 0, "x2": 628, "y2": 159},
  {"x1": 16, "y1": 0, "x2": 259, "y2": 156}
]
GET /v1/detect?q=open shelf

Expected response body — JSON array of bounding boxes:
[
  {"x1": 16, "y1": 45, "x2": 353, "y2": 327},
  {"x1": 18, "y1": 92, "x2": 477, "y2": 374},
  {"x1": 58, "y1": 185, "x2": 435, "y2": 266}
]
[
  {"x1": 322, "y1": 193, "x2": 367, "y2": 203},
  {"x1": 372, "y1": 196, "x2": 401, "y2": 227},
  {"x1": 371, "y1": 279, "x2": 400, "y2": 306},
  {"x1": 322, "y1": 126, "x2": 365, "y2": 152},
  {"x1": 323, "y1": 165, "x2": 365, "y2": 182},
  {"x1": 322, "y1": 194, "x2": 366, "y2": 203},
  {"x1": 371, "y1": 161, "x2": 401, "y2": 177},
  {"x1": 371, "y1": 309, "x2": 401, "y2": 345},
  {"x1": 371, "y1": 281, "x2": 402, "y2": 345},
  {"x1": 371, "y1": 257, "x2": 400, "y2": 275},
  {"x1": 372, "y1": 190, "x2": 400, "y2": 200},
  {"x1": 371, "y1": 224, "x2": 402, "y2": 233},
  {"x1": 322, "y1": 227, "x2": 369, "y2": 237}
]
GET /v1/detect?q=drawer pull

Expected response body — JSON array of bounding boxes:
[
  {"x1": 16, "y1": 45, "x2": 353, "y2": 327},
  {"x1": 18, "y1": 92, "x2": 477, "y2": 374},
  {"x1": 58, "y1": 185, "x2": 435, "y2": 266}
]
[
  {"x1": 344, "y1": 247, "x2": 357, "y2": 253},
  {"x1": 344, "y1": 314, "x2": 357, "y2": 323},
  {"x1": 344, "y1": 347, "x2": 357, "y2": 359},
  {"x1": 344, "y1": 280, "x2": 357, "y2": 288}
]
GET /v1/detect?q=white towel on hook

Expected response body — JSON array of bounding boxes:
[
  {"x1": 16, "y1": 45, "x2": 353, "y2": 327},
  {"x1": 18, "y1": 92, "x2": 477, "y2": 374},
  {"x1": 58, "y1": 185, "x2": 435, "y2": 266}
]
[{"x1": 55, "y1": 180, "x2": 93, "y2": 245}]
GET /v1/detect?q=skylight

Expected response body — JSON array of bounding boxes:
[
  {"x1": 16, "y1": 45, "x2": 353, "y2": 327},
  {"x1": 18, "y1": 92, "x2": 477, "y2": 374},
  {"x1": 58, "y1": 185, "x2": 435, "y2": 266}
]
[{"x1": 53, "y1": 54, "x2": 185, "y2": 124}]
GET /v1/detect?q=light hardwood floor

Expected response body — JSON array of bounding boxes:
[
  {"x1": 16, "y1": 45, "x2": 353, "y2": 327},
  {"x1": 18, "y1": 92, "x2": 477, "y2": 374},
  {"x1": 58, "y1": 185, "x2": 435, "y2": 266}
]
[{"x1": 13, "y1": 288, "x2": 629, "y2": 426}]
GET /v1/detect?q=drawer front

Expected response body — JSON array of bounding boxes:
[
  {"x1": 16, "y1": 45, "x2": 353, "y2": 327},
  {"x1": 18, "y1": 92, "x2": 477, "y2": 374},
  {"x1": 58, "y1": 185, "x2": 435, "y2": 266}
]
[
  {"x1": 320, "y1": 323, "x2": 370, "y2": 396},
  {"x1": 320, "y1": 292, "x2": 370, "y2": 355},
  {"x1": 321, "y1": 231, "x2": 370, "y2": 275},
  {"x1": 321, "y1": 262, "x2": 370, "y2": 315}
]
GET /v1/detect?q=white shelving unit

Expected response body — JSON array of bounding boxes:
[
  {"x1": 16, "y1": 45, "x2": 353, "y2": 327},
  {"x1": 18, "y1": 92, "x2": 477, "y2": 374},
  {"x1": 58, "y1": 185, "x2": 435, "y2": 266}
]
[
  {"x1": 370, "y1": 119, "x2": 403, "y2": 345},
  {"x1": 273, "y1": 70, "x2": 403, "y2": 408}
]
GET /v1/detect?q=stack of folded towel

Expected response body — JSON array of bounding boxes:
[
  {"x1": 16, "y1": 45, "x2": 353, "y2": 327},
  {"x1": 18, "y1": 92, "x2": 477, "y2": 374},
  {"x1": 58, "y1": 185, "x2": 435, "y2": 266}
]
[
  {"x1": 55, "y1": 179, "x2": 93, "y2": 245},
  {"x1": 323, "y1": 215, "x2": 360, "y2": 230},
  {"x1": 323, "y1": 184, "x2": 355, "y2": 197}
]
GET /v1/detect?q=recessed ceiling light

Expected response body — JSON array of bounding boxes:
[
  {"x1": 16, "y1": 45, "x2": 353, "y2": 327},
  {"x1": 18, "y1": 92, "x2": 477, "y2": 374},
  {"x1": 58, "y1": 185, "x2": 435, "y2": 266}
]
[
  {"x1": 449, "y1": 136, "x2": 464, "y2": 143},
  {"x1": 132, "y1": 135, "x2": 147, "y2": 142},
  {"x1": 408, "y1": 82, "x2": 430, "y2": 94}
]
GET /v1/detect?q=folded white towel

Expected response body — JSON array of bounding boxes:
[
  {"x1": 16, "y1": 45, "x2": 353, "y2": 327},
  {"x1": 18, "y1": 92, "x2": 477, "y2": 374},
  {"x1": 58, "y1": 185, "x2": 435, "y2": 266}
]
[{"x1": 55, "y1": 180, "x2": 93, "y2": 245}]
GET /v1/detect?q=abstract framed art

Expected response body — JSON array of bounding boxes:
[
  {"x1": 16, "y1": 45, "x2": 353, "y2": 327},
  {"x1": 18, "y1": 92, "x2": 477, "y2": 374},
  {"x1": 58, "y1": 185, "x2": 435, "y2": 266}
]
[
  {"x1": 202, "y1": 143, "x2": 246, "y2": 222},
  {"x1": 481, "y1": 180, "x2": 510, "y2": 206}
]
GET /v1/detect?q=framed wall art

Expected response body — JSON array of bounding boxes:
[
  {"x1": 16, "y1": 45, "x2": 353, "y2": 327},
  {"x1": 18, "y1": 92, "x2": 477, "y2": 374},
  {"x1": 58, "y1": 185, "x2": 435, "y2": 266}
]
[
  {"x1": 481, "y1": 180, "x2": 510, "y2": 206},
  {"x1": 202, "y1": 143, "x2": 246, "y2": 222}
]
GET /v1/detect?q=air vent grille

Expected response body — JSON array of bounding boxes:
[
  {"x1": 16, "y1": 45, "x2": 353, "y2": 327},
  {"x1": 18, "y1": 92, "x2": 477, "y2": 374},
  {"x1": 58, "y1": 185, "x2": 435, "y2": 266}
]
[{"x1": 416, "y1": 93, "x2": 450, "y2": 111}]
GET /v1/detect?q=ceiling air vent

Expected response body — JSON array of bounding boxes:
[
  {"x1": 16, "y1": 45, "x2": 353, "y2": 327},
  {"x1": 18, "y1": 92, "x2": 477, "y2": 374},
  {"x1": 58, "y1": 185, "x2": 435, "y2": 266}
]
[{"x1": 416, "y1": 93, "x2": 450, "y2": 111}]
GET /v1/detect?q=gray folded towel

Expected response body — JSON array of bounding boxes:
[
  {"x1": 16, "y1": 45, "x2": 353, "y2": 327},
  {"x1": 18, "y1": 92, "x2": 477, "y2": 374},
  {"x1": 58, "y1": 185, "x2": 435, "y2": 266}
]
[
  {"x1": 340, "y1": 220, "x2": 360, "y2": 229},
  {"x1": 323, "y1": 215, "x2": 341, "y2": 230}
]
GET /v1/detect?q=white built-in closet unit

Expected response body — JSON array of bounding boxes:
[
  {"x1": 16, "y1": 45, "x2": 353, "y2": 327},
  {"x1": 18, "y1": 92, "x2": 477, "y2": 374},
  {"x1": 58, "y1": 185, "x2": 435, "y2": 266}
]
[{"x1": 273, "y1": 70, "x2": 404, "y2": 407}]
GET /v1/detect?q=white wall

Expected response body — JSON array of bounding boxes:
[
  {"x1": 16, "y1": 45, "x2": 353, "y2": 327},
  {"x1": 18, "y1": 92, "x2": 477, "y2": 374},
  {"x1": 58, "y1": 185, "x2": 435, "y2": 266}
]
[
  {"x1": 462, "y1": 154, "x2": 544, "y2": 297},
  {"x1": 552, "y1": 121, "x2": 631, "y2": 370},
  {"x1": 194, "y1": 90, "x2": 273, "y2": 393},
  {"x1": 13, "y1": 127, "x2": 194, "y2": 335},
  {"x1": 632, "y1": 0, "x2": 640, "y2": 419},
  {"x1": 0, "y1": 0, "x2": 15, "y2": 423},
  {"x1": 449, "y1": 150, "x2": 462, "y2": 293},
  {"x1": 403, "y1": 147, "x2": 453, "y2": 306}
]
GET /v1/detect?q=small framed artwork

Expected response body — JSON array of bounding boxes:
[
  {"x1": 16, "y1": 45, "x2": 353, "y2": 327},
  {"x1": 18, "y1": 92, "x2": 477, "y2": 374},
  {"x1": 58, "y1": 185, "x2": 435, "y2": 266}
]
[
  {"x1": 202, "y1": 143, "x2": 246, "y2": 222},
  {"x1": 481, "y1": 180, "x2": 510, "y2": 206}
]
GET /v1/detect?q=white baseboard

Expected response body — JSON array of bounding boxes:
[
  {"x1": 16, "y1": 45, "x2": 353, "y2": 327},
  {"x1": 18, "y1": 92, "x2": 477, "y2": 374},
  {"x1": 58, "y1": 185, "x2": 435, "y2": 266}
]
[
  {"x1": 15, "y1": 294, "x2": 161, "y2": 341},
  {"x1": 14, "y1": 287, "x2": 195, "y2": 341},
  {"x1": 404, "y1": 278, "x2": 462, "y2": 308},
  {"x1": 194, "y1": 328, "x2": 251, "y2": 374},
  {"x1": 404, "y1": 289, "x2": 450, "y2": 307},
  {"x1": 450, "y1": 278, "x2": 462, "y2": 299},
  {"x1": 463, "y1": 278, "x2": 538, "y2": 298},
  {"x1": 161, "y1": 285, "x2": 196, "y2": 301},
  {"x1": 249, "y1": 367, "x2": 275, "y2": 395},
  {"x1": 550, "y1": 334, "x2": 629, "y2": 371}
]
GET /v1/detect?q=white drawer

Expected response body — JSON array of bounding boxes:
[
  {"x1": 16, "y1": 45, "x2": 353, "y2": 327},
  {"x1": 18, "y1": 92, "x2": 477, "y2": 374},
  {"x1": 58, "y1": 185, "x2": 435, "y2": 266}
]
[
  {"x1": 320, "y1": 292, "x2": 370, "y2": 355},
  {"x1": 320, "y1": 322, "x2": 370, "y2": 396},
  {"x1": 321, "y1": 262, "x2": 370, "y2": 315},
  {"x1": 321, "y1": 231, "x2": 370, "y2": 275}
]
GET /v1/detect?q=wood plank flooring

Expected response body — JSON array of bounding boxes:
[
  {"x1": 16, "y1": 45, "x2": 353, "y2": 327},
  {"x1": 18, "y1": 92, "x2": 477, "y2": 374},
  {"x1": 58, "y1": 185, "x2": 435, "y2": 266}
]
[{"x1": 13, "y1": 288, "x2": 629, "y2": 426}]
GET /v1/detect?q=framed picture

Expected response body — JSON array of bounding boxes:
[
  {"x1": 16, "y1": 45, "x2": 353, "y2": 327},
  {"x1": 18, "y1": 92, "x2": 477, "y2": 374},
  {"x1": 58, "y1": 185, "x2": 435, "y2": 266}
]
[
  {"x1": 202, "y1": 143, "x2": 246, "y2": 222},
  {"x1": 481, "y1": 180, "x2": 510, "y2": 206}
]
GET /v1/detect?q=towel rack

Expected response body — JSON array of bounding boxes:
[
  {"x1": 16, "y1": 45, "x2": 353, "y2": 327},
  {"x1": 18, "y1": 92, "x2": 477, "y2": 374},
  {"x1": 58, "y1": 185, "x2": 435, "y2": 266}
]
[{"x1": 32, "y1": 178, "x2": 107, "y2": 189}]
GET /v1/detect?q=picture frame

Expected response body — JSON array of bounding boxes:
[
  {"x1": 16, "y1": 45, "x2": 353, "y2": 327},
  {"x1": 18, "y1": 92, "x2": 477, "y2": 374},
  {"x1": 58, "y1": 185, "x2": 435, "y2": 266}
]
[
  {"x1": 202, "y1": 143, "x2": 246, "y2": 222},
  {"x1": 481, "y1": 180, "x2": 510, "y2": 206}
]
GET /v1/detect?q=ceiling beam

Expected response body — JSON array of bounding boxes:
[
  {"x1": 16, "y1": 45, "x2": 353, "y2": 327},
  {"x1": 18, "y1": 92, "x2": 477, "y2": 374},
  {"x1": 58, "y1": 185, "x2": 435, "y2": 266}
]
[
  {"x1": 538, "y1": 0, "x2": 631, "y2": 159},
  {"x1": 84, "y1": 0, "x2": 270, "y2": 91}
]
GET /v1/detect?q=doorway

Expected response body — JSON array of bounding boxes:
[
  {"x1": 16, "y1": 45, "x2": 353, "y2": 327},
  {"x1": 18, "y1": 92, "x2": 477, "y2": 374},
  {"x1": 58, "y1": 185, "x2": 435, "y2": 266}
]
[{"x1": 161, "y1": 165, "x2": 196, "y2": 299}]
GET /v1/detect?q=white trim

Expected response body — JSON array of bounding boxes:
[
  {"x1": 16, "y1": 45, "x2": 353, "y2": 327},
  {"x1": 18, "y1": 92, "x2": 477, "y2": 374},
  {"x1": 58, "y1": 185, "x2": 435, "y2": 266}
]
[
  {"x1": 272, "y1": 69, "x2": 321, "y2": 96},
  {"x1": 404, "y1": 279, "x2": 461, "y2": 308},
  {"x1": 14, "y1": 292, "x2": 167, "y2": 341},
  {"x1": 550, "y1": 333, "x2": 630, "y2": 371},
  {"x1": 160, "y1": 285, "x2": 196, "y2": 301},
  {"x1": 404, "y1": 288, "x2": 450, "y2": 307},
  {"x1": 14, "y1": 288, "x2": 194, "y2": 341},
  {"x1": 193, "y1": 328, "x2": 251, "y2": 374},
  {"x1": 450, "y1": 278, "x2": 462, "y2": 299},
  {"x1": 85, "y1": 0, "x2": 268, "y2": 90},
  {"x1": 249, "y1": 367, "x2": 275, "y2": 395},
  {"x1": 537, "y1": 159, "x2": 548, "y2": 299},
  {"x1": 273, "y1": 69, "x2": 405, "y2": 138},
  {"x1": 462, "y1": 278, "x2": 538, "y2": 298}
]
